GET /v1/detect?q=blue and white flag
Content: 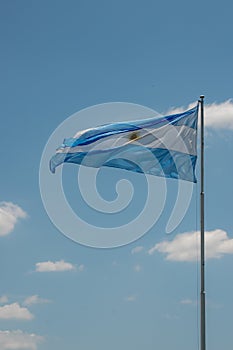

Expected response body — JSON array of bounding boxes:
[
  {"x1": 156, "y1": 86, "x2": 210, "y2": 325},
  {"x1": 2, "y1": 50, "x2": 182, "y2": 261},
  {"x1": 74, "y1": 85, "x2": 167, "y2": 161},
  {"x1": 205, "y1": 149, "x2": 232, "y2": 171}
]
[{"x1": 50, "y1": 105, "x2": 198, "y2": 182}]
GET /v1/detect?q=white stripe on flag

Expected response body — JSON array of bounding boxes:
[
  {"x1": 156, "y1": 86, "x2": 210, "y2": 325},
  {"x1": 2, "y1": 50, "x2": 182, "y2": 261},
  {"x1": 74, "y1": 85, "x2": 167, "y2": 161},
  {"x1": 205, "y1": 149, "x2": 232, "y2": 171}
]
[{"x1": 56, "y1": 124, "x2": 196, "y2": 156}]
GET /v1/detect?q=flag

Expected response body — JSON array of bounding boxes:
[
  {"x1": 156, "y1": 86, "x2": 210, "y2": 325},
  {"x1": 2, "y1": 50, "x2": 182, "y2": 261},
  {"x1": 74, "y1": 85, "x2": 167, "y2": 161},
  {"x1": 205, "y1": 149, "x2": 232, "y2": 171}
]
[{"x1": 50, "y1": 105, "x2": 198, "y2": 182}]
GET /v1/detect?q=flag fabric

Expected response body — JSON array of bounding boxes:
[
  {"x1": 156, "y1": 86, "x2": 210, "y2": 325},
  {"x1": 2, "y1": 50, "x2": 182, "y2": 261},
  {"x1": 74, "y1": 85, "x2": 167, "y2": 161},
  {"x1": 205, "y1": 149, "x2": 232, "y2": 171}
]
[{"x1": 50, "y1": 105, "x2": 198, "y2": 182}]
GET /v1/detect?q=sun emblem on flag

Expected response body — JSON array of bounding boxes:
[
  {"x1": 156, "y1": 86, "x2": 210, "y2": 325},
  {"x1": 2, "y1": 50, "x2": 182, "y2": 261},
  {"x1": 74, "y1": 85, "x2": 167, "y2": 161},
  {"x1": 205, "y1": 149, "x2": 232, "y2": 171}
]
[{"x1": 129, "y1": 131, "x2": 140, "y2": 141}]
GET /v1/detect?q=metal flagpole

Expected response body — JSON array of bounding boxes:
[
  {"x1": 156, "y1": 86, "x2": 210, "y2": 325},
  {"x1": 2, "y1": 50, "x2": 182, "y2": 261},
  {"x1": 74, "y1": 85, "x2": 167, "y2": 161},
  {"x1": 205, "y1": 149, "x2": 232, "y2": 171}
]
[{"x1": 199, "y1": 95, "x2": 206, "y2": 350}]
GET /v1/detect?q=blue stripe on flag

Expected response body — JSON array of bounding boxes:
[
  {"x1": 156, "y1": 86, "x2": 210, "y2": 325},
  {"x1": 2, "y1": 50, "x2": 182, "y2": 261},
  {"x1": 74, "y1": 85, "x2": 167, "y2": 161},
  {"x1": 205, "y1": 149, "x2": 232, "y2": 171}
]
[{"x1": 50, "y1": 147, "x2": 197, "y2": 182}]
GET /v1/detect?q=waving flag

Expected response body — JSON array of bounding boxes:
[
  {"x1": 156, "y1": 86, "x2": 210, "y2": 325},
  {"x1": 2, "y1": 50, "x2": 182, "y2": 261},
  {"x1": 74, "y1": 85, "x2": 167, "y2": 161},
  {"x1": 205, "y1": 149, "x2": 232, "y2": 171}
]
[{"x1": 50, "y1": 105, "x2": 198, "y2": 182}]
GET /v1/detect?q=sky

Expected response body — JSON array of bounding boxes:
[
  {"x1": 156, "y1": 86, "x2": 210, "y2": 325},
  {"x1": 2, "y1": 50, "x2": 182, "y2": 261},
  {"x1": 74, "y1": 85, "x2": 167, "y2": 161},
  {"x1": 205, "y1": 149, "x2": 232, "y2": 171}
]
[{"x1": 0, "y1": 0, "x2": 233, "y2": 349}]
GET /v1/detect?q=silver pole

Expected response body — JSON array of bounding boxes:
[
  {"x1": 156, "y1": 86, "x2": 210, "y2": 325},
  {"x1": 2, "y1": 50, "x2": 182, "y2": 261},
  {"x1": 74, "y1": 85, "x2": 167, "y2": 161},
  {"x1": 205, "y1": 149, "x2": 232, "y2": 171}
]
[{"x1": 199, "y1": 95, "x2": 206, "y2": 350}]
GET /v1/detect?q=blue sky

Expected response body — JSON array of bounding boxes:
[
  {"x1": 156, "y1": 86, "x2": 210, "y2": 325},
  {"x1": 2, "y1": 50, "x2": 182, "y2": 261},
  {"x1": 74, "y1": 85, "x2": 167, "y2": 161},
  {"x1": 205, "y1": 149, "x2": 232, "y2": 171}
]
[{"x1": 0, "y1": 1, "x2": 233, "y2": 349}]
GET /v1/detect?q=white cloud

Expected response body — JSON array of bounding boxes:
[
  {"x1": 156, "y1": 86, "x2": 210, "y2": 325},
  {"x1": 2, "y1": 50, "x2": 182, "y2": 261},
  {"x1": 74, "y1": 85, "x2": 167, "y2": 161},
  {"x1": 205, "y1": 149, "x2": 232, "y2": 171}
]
[
  {"x1": 0, "y1": 295, "x2": 8, "y2": 304},
  {"x1": 125, "y1": 295, "x2": 137, "y2": 302},
  {"x1": 0, "y1": 330, "x2": 43, "y2": 350},
  {"x1": 0, "y1": 202, "x2": 27, "y2": 236},
  {"x1": 167, "y1": 100, "x2": 233, "y2": 130},
  {"x1": 131, "y1": 246, "x2": 144, "y2": 254},
  {"x1": 35, "y1": 260, "x2": 75, "y2": 272},
  {"x1": 148, "y1": 229, "x2": 233, "y2": 261},
  {"x1": 23, "y1": 295, "x2": 51, "y2": 306},
  {"x1": 134, "y1": 264, "x2": 142, "y2": 272},
  {"x1": 0, "y1": 303, "x2": 34, "y2": 320}
]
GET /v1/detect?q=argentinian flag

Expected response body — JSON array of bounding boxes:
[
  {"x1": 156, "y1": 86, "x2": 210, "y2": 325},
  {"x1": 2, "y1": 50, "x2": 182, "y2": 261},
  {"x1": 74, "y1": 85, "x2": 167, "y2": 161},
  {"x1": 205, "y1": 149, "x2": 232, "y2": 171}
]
[{"x1": 50, "y1": 106, "x2": 198, "y2": 182}]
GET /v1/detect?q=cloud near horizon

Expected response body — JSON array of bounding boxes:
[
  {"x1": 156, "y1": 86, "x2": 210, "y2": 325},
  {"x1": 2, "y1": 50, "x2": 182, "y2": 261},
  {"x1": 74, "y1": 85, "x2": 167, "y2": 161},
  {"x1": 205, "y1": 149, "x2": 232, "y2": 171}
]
[
  {"x1": 0, "y1": 303, "x2": 33, "y2": 320},
  {"x1": 148, "y1": 229, "x2": 233, "y2": 261},
  {"x1": 167, "y1": 100, "x2": 233, "y2": 130},
  {"x1": 23, "y1": 295, "x2": 51, "y2": 306},
  {"x1": 131, "y1": 246, "x2": 144, "y2": 254},
  {"x1": 125, "y1": 295, "x2": 137, "y2": 302},
  {"x1": 35, "y1": 260, "x2": 76, "y2": 272},
  {"x1": 0, "y1": 202, "x2": 27, "y2": 236},
  {"x1": 0, "y1": 330, "x2": 43, "y2": 350},
  {"x1": 0, "y1": 295, "x2": 8, "y2": 304},
  {"x1": 134, "y1": 264, "x2": 142, "y2": 272}
]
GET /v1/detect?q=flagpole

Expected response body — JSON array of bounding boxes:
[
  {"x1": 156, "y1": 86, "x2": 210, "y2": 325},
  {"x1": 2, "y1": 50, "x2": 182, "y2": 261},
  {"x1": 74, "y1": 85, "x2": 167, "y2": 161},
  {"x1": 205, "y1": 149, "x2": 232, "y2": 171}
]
[{"x1": 199, "y1": 95, "x2": 206, "y2": 350}]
